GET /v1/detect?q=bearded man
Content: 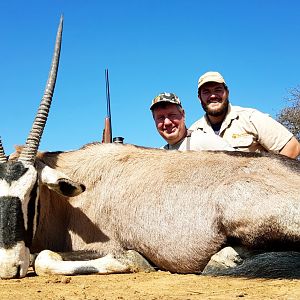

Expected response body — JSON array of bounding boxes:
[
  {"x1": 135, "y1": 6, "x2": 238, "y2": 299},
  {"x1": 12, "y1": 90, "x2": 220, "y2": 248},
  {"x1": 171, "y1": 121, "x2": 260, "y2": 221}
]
[{"x1": 189, "y1": 71, "x2": 300, "y2": 159}]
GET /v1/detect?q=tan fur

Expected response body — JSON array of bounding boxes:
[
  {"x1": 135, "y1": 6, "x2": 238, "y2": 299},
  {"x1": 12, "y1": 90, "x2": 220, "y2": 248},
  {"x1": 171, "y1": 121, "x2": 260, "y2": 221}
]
[{"x1": 25, "y1": 142, "x2": 300, "y2": 274}]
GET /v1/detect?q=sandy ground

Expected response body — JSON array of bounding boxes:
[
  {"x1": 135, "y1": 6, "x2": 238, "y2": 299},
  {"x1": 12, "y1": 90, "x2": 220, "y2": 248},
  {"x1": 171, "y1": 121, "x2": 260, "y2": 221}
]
[{"x1": 0, "y1": 270, "x2": 299, "y2": 300}]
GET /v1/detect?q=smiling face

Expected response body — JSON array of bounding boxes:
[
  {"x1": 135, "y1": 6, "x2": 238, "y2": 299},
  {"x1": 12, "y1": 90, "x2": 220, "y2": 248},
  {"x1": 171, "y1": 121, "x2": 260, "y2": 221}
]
[
  {"x1": 152, "y1": 103, "x2": 187, "y2": 145},
  {"x1": 199, "y1": 82, "x2": 229, "y2": 119}
]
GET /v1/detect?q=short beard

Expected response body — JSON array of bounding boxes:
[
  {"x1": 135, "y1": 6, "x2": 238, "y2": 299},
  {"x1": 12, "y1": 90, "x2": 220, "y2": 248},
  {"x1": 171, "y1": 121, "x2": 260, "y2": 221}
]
[{"x1": 201, "y1": 98, "x2": 229, "y2": 117}]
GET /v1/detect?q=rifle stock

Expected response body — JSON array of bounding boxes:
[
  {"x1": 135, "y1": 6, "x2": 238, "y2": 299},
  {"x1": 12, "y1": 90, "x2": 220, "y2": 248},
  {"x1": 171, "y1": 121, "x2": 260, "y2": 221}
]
[{"x1": 102, "y1": 117, "x2": 112, "y2": 143}]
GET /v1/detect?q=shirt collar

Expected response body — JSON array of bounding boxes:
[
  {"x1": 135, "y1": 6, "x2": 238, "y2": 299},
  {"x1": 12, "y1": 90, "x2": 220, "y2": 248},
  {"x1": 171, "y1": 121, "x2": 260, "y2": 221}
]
[{"x1": 199, "y1": 104, "x2": 238, "y2": 134}]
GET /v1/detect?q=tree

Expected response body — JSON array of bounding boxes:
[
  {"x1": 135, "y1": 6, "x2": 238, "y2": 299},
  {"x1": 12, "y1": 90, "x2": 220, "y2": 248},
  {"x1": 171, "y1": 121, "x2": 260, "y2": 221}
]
[{"x1": 277, "y1": 86, "x2": 300, "y2": 141}]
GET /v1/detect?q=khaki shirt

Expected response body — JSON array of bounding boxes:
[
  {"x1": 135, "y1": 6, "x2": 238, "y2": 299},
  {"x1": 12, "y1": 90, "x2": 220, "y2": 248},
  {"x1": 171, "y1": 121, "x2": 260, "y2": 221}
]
[
  {"x1": 189, "y1": 104, "x2": 293, "y2": 153},
  {"x1": 163, "y1": 130, "x2": 234, "y2": 151}
]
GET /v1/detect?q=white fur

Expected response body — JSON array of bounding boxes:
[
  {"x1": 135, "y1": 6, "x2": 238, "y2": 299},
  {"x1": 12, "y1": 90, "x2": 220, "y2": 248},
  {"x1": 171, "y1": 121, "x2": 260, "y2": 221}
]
[
  {"x1": 205, "y1": 246, "x2": 243, "y2": 269},
  {"x1": 0, "y1": 242, "x2": 30, "y2": 279},
  {"x1": 39, "y1": 164, "x2": 71, "y2": 185},
  {"x1": 34, "y1": 250, "x2": 130, "y2": 276}
]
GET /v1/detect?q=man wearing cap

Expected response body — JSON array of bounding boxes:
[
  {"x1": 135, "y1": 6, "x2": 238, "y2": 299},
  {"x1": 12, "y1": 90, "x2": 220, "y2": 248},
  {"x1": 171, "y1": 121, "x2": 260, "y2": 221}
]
[
  {"x1": 190, "y1": 71, "x2": 300, "y2": 158},
  {"x1": 150, "y1": 92, "x2": 233, "y2": 151}
]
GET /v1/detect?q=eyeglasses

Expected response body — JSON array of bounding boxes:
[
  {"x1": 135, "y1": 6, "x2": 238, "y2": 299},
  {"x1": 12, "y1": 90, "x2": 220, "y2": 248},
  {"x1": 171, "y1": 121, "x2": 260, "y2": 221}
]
[{"x1": 155, "y1": 113, "x2": 183, "y2": 123}]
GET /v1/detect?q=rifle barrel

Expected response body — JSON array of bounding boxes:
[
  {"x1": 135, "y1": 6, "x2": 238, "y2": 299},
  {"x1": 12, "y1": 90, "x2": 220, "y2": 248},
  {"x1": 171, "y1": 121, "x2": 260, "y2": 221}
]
[
  {"x1": 105, "y1": 69, "x2": 111, "y2": 119},
  {"x1": 103, "y1": 69, "x2": 112, "y2": 143}
]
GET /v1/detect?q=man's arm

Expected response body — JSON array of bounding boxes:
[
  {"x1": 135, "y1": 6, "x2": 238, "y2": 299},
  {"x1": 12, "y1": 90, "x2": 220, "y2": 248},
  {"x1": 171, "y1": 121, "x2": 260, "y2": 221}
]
[
  {"x1": 249, "y1": 110, "x2": 299, "y2": 159},
  {"x1": 279, "y1": 136, "x2": 300, "y2": 159}
]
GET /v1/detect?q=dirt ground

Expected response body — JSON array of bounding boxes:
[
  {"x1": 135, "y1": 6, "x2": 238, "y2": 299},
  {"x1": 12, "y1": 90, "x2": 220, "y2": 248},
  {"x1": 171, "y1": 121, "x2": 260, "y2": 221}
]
[{"x1": 0, "y1": 270, "x2": 299, "y2": 300}]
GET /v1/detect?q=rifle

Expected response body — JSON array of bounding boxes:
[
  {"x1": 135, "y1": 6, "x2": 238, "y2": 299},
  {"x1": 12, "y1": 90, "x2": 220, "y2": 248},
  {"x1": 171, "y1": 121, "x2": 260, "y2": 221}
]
[{"x1": 102, "y1": 69, "x2": 112, "y2": 143}]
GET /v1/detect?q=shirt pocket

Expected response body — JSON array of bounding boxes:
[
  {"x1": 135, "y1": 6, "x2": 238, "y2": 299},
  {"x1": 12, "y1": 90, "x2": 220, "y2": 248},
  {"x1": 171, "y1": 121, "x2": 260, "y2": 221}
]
[{"x1": 228, "y1": 133, "x2": 254, "y2": 149}]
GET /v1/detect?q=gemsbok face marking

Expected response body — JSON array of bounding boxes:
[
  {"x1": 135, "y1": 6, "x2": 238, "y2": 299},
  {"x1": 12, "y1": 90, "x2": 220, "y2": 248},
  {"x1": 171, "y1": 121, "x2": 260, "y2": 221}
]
[
  {"x1": 0, "y1": 162, "x2": 39, "y2": 245},
  {"x1": 0, "y1": 161, "x2": 38, "y2": 278}
]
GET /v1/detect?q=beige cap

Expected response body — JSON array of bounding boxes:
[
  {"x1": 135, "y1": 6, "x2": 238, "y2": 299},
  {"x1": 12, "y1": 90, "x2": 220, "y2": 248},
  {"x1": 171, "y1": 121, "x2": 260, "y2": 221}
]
[
  {"x1": 150, "y1": 92, "x2": 182, "y2": 110},
  {"x1": 198, "y1": 71, "x2": 226, "y2": 89}
]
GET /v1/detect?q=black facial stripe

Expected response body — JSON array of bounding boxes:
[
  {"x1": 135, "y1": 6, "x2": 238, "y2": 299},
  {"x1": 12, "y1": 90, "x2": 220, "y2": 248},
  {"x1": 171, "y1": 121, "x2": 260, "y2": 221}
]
[
  {"x1": 0, "y1": 197, "x2": 25, "y2": 249},
  {"x1": 0, "y1": 161, "x2": 29, "y2": 185},
  {"x1": 24, "y1": 182, "x2": 39, "y2": 248},
  {"x1": 36, "y1": 197, "x2": 40, "y2": 232}
]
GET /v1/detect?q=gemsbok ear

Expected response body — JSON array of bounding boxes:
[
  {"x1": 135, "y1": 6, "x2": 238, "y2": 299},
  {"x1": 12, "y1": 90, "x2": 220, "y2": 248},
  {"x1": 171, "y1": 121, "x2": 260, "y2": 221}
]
[
  {"x1": 39, "y1": 164, "x2": 85, "y2": 197},
  {"x1": 48, "y1": 177, "x2": 86, "y2": 197}
]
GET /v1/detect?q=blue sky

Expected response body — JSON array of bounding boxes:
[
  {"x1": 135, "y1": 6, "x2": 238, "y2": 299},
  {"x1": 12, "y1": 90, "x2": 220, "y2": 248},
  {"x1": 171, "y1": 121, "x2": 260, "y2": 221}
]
[{"x1": 1, "y1": 0, "x2": 300, "y2": 154}]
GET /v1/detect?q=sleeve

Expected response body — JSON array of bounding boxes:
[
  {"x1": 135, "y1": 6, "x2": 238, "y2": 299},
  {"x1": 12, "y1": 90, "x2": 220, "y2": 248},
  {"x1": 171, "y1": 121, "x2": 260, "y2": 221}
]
[{"x1": 249, "y1": 110, "x2": 293, "y2": 152}]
